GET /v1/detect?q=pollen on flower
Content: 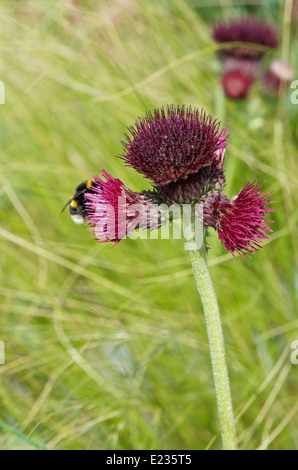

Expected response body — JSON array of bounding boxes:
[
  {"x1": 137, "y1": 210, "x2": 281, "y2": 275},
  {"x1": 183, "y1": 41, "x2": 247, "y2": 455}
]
[{"x1": 201, "y1": 181, "x2": 275, "y2": 259}]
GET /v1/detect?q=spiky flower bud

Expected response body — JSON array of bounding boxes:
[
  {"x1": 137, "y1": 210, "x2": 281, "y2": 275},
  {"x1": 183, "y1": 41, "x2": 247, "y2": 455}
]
[
  {"x1": 120, "y1": 105, "x2": 228, "y2": 203},
  {"x1": 201, "y1": 181, "x2": 275, "y2": 259}
]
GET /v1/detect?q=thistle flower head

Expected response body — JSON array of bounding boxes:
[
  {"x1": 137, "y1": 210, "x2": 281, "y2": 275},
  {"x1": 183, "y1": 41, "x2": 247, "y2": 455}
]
[
  {"x1": 201, "y1": 181, "x2": 275, "y2": 259},
  {"x1": 85, "y1": 170, "x2": 155, "y2": 244},
  {"x1": 262, "y1": 59, "x2": 294, "y2": 94},
  {"x1": 120, "y1": 105, "x2": 228, "y2": 185},
  {"x1": 212, "y1": 16, "x2": 278, "y2": 59},
  {"x1": 222, "y1": 69, "x2": 253, "y2": 99},
  {"x1": 120, "y1": 105, "x2": 229, "y2": 203}
]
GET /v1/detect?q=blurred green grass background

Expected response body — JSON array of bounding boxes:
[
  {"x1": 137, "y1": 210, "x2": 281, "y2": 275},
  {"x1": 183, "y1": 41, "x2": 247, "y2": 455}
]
[{"x1": 0, "y1": 0, "x2": 297, "y2": 450}]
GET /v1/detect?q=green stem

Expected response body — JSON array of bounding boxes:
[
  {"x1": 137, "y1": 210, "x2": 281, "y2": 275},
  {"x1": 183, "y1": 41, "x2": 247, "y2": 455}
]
[{"x1": 184, "y1": 221, "x2": 237, "y2": 450}]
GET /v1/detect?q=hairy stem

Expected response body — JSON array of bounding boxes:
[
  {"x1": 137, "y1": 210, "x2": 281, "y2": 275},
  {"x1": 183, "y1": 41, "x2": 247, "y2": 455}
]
[{"x1": 184, "y1": 221, "x2": 237, "y2": 450}]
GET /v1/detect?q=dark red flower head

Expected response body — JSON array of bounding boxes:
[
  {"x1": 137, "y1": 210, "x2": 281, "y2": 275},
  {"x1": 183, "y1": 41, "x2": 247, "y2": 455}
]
[
  {"x1": 212, "y1": 16, "x2": 278, "y2": 59},
  {"x1": 120, "y1": 105, "x2": 228, "y2": 185},
  {"x1": 85, "y1": 170, "x2": 156, "y2": 244},
  {"x1": 120, "y1": 105, "x2": 229, "y2": 203},
  {"x1": 222, "y1": 69, "x2": 253, "y2": 99},
  {"x1": 262, "y1": 59, "x2": 294, "y2": 94},
  {"x1": 201, "y1": 181, "x2": 275, "y2": 259}
]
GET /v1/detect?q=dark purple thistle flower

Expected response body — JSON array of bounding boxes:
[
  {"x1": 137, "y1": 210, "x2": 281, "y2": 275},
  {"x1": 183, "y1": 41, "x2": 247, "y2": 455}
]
[
  {"x1": 201, "y1": 181, "x2": 275, "y2": 259},
  {"x1": 222, "y1": 69, "x2": 253, "y2": 99},
  {"x1": 85, "y1": 170, "x2": 155, "y2": 244},
  {"x1": 120, "y1": 105, "x2": 229, "y2": 204},
  {"x1": 212, "y1": 16, "x2": 278, "y2": 59}
]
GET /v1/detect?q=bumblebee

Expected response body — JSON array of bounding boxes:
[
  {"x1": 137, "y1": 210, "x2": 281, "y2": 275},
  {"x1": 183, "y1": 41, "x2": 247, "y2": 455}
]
[{"x1": 61, "y1": 180, "x2": 95, "y2": 224}]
